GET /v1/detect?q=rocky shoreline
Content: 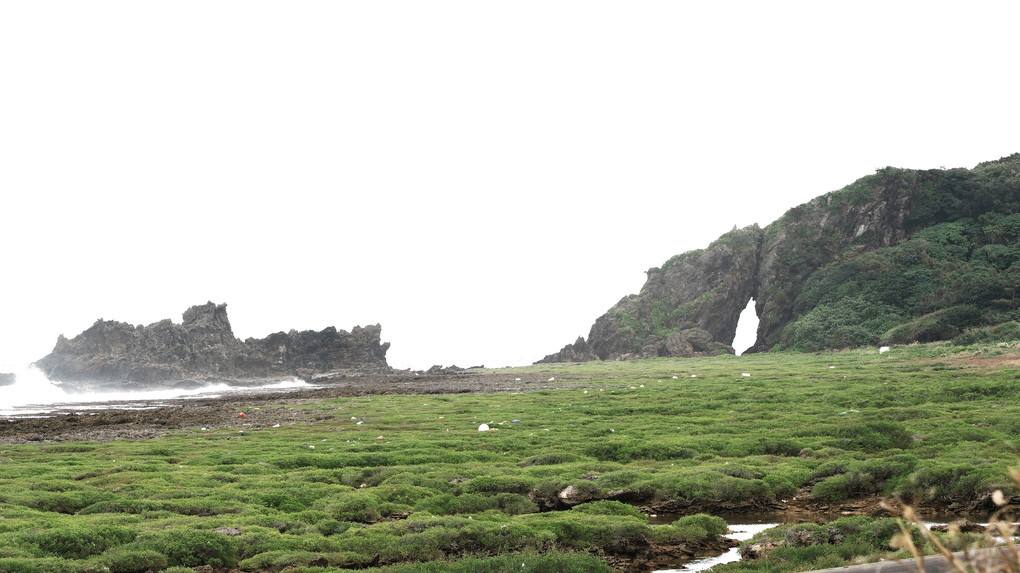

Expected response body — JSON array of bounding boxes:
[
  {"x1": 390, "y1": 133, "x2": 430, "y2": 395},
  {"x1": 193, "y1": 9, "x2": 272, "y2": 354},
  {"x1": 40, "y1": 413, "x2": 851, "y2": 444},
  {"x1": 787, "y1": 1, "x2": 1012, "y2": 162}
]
[{"x1": 0, "y1": 370, "x2": 569, "y2": 443}]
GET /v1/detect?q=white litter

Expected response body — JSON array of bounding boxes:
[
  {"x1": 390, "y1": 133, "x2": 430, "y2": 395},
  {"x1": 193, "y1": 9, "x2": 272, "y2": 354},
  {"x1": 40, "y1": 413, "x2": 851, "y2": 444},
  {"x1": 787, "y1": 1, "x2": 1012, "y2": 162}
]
[
  {"x1": 880, "y1": 346, "x2": 890, "y2": 354},
  {"x1": 478, "y1": 424, "x2": 490, "y2": 432},
  {"x1": 829, "y1": 366, "x2": 836, "y2": 369},
  {"x1": 741, "y1": 373, "x2": 751, "y2": 377},
  {"x1": 548, "y1": 377, "x2": 555, "y2": 382}
]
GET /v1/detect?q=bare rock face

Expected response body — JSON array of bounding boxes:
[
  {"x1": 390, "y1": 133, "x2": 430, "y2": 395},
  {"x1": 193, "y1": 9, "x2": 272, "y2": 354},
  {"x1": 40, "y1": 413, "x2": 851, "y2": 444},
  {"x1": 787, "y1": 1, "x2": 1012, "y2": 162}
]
[
  {"x1": 537, "y1": 336, "x2": 597, "y2": 363},
  {"x1": 33, "y1": 302, "x2": 391, "y2": 388},
  {"x1": 539, "y1": 225, "x2": 760, "y2": 362},
  {"x1": 747, "y1": 175, "x2": 915, "y2": 352}
]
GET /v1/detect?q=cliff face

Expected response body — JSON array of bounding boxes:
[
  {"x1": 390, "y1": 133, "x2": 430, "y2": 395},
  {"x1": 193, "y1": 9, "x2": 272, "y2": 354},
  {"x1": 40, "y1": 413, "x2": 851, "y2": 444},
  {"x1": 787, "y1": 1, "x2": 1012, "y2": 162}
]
[
  {"x1": 541, "y1": 154, "x2": 1020, "y2": 362},
  {"x1": 750, "y1": 174, "x2": 916, "y2": 352},
  {"x1": 541, "y1": 225, "x2": 762, "y2": 362},
  {"x1": 34, "y1": 302, "x2": 391, "y2": 386}
]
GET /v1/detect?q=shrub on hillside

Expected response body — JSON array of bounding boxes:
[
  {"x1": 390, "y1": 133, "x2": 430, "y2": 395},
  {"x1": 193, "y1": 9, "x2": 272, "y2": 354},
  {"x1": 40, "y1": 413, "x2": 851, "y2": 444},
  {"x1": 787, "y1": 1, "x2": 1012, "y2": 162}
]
[{"x1": 882, "y1": 305, "x2": 984, "y2": 344}]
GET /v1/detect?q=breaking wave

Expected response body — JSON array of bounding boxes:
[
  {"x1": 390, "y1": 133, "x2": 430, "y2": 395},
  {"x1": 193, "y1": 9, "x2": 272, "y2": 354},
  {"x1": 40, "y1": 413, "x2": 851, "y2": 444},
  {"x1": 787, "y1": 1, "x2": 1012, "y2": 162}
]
[{"x1": 0, "y1": 366, "x2": 313, "y2": 417}]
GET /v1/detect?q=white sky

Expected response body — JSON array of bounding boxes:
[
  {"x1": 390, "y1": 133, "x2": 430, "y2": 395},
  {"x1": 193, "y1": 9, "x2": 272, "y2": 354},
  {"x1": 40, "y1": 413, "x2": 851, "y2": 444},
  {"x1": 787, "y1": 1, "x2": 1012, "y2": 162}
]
[{"x1": 2, "y1": 2, "x2": 1018, "y2": 372}]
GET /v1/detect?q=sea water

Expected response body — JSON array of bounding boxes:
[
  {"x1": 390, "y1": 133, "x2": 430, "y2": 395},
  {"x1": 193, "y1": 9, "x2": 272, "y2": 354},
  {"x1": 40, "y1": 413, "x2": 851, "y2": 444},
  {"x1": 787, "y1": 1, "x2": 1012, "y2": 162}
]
[{"x1": 0, "y1": 365, "x2": 314, "y2": 417}]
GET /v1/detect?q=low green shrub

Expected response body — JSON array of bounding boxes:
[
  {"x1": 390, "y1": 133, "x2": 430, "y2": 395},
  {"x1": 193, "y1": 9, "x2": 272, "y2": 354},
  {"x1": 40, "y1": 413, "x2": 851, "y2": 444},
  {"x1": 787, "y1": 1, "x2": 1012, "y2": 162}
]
[
  {"x1": 317, "y1": 519, "x2": 356, "y2": 537},
  {"x1": 22, "y1": 491, "x2": 111, "y2": 514},
  {"x1": 669, "y1": 513, "x2": 729, "y2": 543},
  {"x1": 235, "y1": 526, "x2": 304, "y2": 560},
  {"x1": 517, "y1": 512, "x2": 647, "y2": 548},
  {"x1": 238, "y1": 549, "x2": 321, "y2": 572},
  {"x1": 0, "y1": 557, "x2": 86, "y2": 573},
  {"x1": 569, "y1": 500, "x2": 644, "y2": 519},
  {"x1": 812, "y1": 472, "x2": 876, "y2": 503},
  {"x1": 831, "y1": 420, "x2": 913, "y2": 452},
  {"x1": 362, "y1": 550, "x2": 614, "y2": 572},
  {"x1": 319, "y1": 491, "x2": 382, "y2": 522},
  {"x1": 79, "y1": 500, "x2": 164, "y2": 514},
  {"x1": 133, "y1": 529, "x2": 237, "y2": 569},
  {"x1": 953, "y1": 321, "x2": 1020, "y2": 345},
  {"x1": 882, "y1": 305, "x2": 983, "y2": 344},
  {"x1": 29, "y1": 525, "x2": 135, "y2": 559},
  {"x1": 463, "y1": 475, "x2": 535, "y2": 495},
  {"x1": 97, "y1": 548, "x2": 168, "y2": 573}
]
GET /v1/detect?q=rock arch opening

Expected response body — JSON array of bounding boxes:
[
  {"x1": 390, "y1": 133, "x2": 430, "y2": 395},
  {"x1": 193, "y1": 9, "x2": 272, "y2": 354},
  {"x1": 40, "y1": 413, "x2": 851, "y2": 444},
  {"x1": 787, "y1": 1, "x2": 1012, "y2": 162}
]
[{"x1": 732, "y1": 298, "x2": 759, "y2": 356}]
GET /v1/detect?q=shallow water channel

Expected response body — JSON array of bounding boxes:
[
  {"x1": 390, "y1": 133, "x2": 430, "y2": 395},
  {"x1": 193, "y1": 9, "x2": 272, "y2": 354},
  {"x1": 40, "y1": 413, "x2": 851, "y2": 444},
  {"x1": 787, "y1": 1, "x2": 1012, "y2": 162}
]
[
  {"x1": 648, "y1": 511, "x2": 965, "y2": 572},
  {"x1": 653, "y1": 521, "x2": 778, "y2": 572}
]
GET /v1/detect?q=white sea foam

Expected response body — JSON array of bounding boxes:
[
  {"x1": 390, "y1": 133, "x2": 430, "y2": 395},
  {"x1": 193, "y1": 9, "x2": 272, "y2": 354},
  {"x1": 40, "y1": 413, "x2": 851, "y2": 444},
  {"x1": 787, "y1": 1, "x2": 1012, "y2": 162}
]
[{"x1": 0, "y1": 366, "x2": 314, "y2": 417}]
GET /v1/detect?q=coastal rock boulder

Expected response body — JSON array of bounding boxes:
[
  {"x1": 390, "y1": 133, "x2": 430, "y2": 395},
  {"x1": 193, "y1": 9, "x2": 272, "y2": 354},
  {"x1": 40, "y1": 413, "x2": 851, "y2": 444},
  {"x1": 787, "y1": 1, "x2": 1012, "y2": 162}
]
[{"x1": 33, "y1": 302, "x2": 391, "y2": 388}]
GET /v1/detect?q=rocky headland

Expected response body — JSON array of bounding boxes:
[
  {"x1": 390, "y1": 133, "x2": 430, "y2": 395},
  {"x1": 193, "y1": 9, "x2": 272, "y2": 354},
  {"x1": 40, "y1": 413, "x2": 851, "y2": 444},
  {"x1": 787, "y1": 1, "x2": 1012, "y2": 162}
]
[
  {"x1": 541, "y1": 154, "x2": 1020, "y2": 362},
  {"x1": 32, "y1": 302, "x2": 391, "y2": 389}
]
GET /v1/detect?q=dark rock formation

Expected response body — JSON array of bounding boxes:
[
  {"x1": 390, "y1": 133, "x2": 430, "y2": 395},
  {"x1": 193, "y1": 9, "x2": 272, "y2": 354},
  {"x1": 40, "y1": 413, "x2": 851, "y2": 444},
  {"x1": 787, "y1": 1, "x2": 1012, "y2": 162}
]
[
  {"x1": 0, "y1": 373, "x2": 14, "y2": 387},
  {"x1": 540, "y1": 154, "x2": 1020, "y2": 362},
  {"x1": 540, "y1": 225, "x2": 760, "y2": 362},
  {"x1": 33, "y1": 302, "x2": 391, "y2": 388},
  {"x1": 537, "y1": 337, "x2": 597, "y2": 363}
]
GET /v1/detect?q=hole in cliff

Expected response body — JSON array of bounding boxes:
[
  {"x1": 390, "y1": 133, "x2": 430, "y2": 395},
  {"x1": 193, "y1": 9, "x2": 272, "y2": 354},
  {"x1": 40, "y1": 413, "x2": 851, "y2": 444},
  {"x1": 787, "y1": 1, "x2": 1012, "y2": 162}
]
[{"x1": 733, "y1": 299, "x2": 759, "y2": 356}]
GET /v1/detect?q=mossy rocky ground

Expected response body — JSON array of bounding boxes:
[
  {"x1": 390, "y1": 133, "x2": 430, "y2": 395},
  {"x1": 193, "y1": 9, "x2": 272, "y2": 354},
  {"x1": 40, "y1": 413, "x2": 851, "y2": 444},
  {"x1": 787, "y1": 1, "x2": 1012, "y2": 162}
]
[{"x1": 1, "y1": 341, "x2": 1019, "y2": 571}]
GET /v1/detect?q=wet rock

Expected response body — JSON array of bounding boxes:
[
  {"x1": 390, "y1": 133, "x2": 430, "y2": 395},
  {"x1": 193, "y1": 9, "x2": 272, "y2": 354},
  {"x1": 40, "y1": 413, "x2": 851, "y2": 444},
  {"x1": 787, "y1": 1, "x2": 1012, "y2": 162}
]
[
  {"x1": 930, "y1": 519, "x2": 985, "y2": 533},
  {"x1": 786, "y1": 527, "x2": 825, "y2": 547},
  {"x1": 740, "y1": 541, "x2": 777, "y2": 560}
]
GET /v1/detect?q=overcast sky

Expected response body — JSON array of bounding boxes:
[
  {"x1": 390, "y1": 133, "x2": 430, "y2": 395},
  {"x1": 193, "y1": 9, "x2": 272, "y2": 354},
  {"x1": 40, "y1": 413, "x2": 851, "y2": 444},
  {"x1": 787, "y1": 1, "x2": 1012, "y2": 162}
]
[{"x1": 2, "y1": 2, "x2": 1018, "y2": 374}]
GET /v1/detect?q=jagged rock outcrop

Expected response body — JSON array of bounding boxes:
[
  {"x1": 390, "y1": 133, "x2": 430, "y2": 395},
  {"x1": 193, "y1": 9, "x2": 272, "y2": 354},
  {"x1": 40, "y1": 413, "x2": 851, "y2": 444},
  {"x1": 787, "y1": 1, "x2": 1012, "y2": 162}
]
[
  {"x1": 537, "y1": 337, "x2": 597, "y2": 363},
  {"x1": 540, "y1": 154, "x2": 1020, "y2": 362},
  {"x1": 33, "y1": 302, "x2": 391, "y2": 387},
  {"x1": 540, "y1": 225, "x2": 760, "y2": 362}
]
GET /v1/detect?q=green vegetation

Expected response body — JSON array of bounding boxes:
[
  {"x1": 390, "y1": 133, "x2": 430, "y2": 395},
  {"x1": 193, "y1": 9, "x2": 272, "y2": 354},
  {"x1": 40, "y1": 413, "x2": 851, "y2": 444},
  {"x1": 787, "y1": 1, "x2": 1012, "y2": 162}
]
[
  {"x1": 783, "y1": 211, "x2": 1020, "y2": 351},
  {"x1": 714, "y1": 515, "x2": 991, "y2": 572},
  {"x1": 2, "y1": 343, "x2": 1020, "y2": 570}
]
